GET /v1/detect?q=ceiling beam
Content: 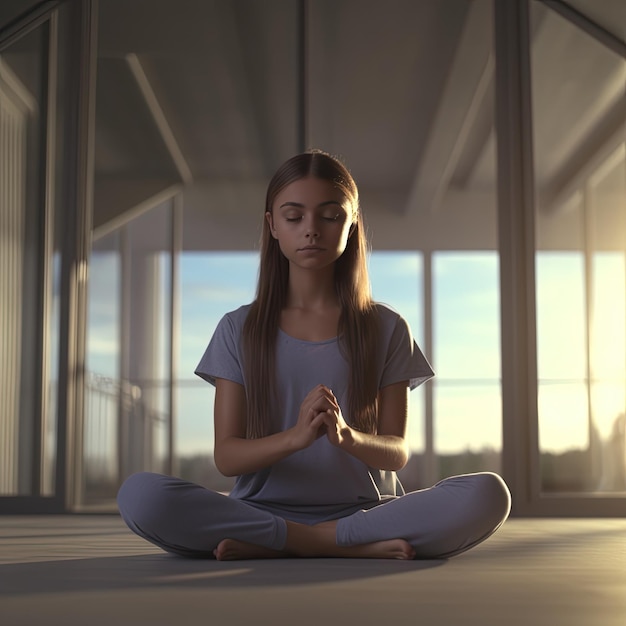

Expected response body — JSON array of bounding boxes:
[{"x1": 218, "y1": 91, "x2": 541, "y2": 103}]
[
  {"x1": 0, "y1": 55, "x2": 37, "y2": 112},
  {"x1": 126, "y1": 52, "x2": 193, "y2": 184},
  {"x1": 539, "y1": 94, "x2": 626, "y2": 213},
  {"x1": 92, "y1": 179, "x2": 182, "y2": 240},
  {"x1": 405, "y1": 0, "x2": 492, "y2": 215},
  {"x1": 542, "y1": 0, "x2": 626, "y2": 58}
]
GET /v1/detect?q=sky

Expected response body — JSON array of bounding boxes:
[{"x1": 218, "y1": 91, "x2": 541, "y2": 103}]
[{"x1": 84, "y1": 248, "x2": 626, "y2": 461}]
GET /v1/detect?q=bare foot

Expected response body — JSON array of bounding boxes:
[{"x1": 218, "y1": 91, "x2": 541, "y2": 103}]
[
  {"x1": 214, "y1": 538, "x2": 290, "y2": 561},
  {"x1": 213, "y1": 522, "x2": 416, "y2": 561},
  {"x1": 285, "y1": 521, "x2": 416, "y2": 560},
  {"x1": 338, "y1": 538, "x2": 416, "y2": 560}
]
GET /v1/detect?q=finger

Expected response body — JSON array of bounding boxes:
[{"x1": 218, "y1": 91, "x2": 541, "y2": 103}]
[
  {"x1": 320, "y1": 386, "x2": 338, "y2": 402},
  {"x1": 302, "y1": 386, "x2": 330, "y2": 410},
  {"x1": 301, "y1": 389, "x2": 327, "y2": 413},
  {"x1": 324, "y1": 408, "x2": 340, "y2": 426},
  {"x1": 311, "y1": 411, "x2": 329, "y2": 428},
  {"x1": 317, "y1": 398, "x2": 338, "y2": 418},
  {"x1": 309, "y1": 397, "x2": 333, "y2": 415},
  {"x1": 309, "y1": 384, "x2": 332, "y2": 399},
  {"x1": 317, "y1": 387, "x2": 338, "y2": 407},
  {"x1": 307, "y1": 407, "x2": 324, "y2": 424},
  {"x1": 306, "y1": 410, "x2": 327, "y2": 430}
]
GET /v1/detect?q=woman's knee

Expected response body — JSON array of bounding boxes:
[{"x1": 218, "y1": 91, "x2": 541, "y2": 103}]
[
  {"x1": 424, "y1": 472, "x2": 511, "y2": 558},
  {"x1": 471, "y1": 472, "x2": 512, "y2": 526},
  {"x1": 436, "y1": 471, "x2": 511, "y2": 522},
  {"x1": 117, "y1": 472, "x2": 173, "y2": 528}
]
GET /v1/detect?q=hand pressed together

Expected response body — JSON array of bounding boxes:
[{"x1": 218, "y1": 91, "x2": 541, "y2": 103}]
[
  {"x1": 213, "y1": 377, "x2": 408, "y2": 476},
  {"x1": 319, "y1": 393, "x2": 353, "y2": 448},
  {"x1": 289, "y1": 384, "x2": 330, "y2": 450},
  {"x1": 287, "y1": 382, "x2": 409, "y2": 471},
  {"x1": 291, "y1": 384, "x2": 353, "y2": 450}
]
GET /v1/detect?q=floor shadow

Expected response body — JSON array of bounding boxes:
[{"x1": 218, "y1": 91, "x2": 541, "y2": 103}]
[
  {"x1": 0, "y1": 553, "x2": 446, "y2": 596},
  {"x1": 464, "y1": 520, "x2": 626, "y2": 561}
]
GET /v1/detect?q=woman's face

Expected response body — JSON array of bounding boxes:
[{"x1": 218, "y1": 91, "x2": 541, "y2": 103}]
[{"x1": 266, "y1": 176, "x2": 354, "y2": 271}]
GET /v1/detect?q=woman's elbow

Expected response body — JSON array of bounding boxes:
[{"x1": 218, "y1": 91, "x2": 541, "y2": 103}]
[
  {"x1": 377, "y1": 448, "x2": 409, "y2": 472},
  {"x1": 388, "y1": 458, "x2": 408, "y2": 472},
  {"x1": 213, "y1": 447, "x2": 238, "y2": 477},
  {"x1": 392, "y1": 440, "x2": 410, "y2": 471}
]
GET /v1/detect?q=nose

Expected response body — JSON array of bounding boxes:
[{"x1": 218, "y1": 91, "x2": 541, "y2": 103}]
[{"x1": 305, "y1": 216, "x2": 319, "y2": 239}]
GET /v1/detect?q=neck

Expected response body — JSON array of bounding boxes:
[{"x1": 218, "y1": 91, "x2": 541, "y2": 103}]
[{"x1": 286, "y1": 264, "x2": 338, "y2": 310}]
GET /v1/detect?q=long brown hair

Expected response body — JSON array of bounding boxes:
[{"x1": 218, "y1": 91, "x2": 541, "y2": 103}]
[{"x1": 242, "y1": 150, "x2": 380, "y2": 439}]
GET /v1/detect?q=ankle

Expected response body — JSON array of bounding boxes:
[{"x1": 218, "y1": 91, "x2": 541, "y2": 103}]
[{"x1": 284, "y1": 520, "x2": 338, "y2": 557}]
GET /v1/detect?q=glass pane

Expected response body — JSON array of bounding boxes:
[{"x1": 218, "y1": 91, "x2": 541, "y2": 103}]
[
  {"x1": 539, "y1": 382, "x2": 592, "y2": 492},
  {"x1": 532, "y1": 0, "x2": 626, "y2": 493},
  {"x1": 536, "y1": 254, "x2": 588, "y2": 463},
  {"x1": 433, "y1": 253, "x2": 502, "y2": 478},
  {"x1": 177, "y1": 252, "x2": 257, "y2": 488},
  {"x1": 84, "y1": 233, "x2": 121, "y2": 504},
  {"x1": 0, "y1": 24, "x2": 49, "y2": 495},
  {"x1": 536, "y1": 253, "x2": 587, "y2": 381},
  {"x1": 84, "y1": 201, "x2": 176, "y2": 504},
  {"x1": 591, "y1": 253, "x2": 625, "y2": 380},
  {"x1": 434, "y1": 253, "x2": 500, "y2": 379},
  {"x1": 115, "y1": 202, "x2": 174, "y2": 486},
  {"x1": 434, "y1": 382, "x2": 502, "y2": 476},
  {"x1": 370, "y1": 251, "x2": 425, "y2": 492},
  {"x1": 588, "y1": 150, "x2": 626, "y2": 492}
]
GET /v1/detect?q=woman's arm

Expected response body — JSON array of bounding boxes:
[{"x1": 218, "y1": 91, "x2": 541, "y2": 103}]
[
  {"x1": 322, "y1": 381, "x2": 410, "y2": 471},
  {"x1": 213, "y1": 378, "x2": 330, "y2": 477}
]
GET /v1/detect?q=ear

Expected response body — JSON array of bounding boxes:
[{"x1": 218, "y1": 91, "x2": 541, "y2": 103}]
[{"x1": 265, "y1": 211, "x2": 278, "y2": 239}]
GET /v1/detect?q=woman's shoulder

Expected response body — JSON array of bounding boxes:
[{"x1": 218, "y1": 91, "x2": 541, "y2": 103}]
[
  {"x1": 372, "y1": 301, "x2": 404, "y2": 326},
  {"x1": 215, "y1": 303, "x2": 253, "y2": 335},
  {"x1": 371, "y1": 302, "x2": 415, "y2": 343},
  {"x1": 223, "y1": 303, "x2": 253, "y2": 322}
]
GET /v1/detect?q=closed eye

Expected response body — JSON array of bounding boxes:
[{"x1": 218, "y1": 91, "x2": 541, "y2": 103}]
[{"x1": 285, "y1": 216, "x2": 303, "y2": 222}]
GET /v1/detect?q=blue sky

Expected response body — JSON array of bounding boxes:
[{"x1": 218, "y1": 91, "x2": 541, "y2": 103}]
[
  {"x1": 85, "y1": 248, "x2": 623, "y2": 459},
  {"x1": 174, "y1": 250, "x2": 502, "y2": 456}
]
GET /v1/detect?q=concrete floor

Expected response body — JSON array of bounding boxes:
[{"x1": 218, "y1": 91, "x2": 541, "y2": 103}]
[{"x1": 0, "y1": 516, "x2": 624, "y2": 626}]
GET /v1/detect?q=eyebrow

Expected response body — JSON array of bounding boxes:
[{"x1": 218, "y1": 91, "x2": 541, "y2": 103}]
[{"x1": 278, "y1": 200, "x2": 344, "y2": 209}]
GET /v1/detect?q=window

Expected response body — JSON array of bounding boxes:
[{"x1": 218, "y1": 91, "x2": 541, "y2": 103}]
[
  {"x1": 532, "y1": 1, "x2": 626, "y2": 493},
  {"x1": 433, "y1": 252, "x2": 502, "y2": 479}
]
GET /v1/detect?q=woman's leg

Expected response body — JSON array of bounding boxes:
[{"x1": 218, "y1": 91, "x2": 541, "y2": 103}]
[
  {"x1": 335, "y1": 472, "x2": 511, "y2": 559},
  {"x1": 117, "y1": 472, "x2": 413, "y2": 560},
  {"x1": 117, "y1": 472, "x2": 287, "y2": 558},
  {"x1": 118, "y1": 472, "x2": 510, "y2": 561}
]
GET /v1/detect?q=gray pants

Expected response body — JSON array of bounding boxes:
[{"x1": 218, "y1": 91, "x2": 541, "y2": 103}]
[{"x1": 117, "y1": 471, "x2": 511, "y2": 559}]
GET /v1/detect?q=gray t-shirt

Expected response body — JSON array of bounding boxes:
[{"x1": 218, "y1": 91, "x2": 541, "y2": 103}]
[{"x1": 195, "y1": 303, "x2": 434, "y2": 518}]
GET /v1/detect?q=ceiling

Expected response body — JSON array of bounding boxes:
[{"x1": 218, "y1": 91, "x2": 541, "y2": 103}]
[{"x1": 93, "y1": 0, "x2": 625, "y2": 238}]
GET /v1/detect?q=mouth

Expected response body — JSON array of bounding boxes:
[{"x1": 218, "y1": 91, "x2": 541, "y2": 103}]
[{"x1": 298, "y1": 246, "x2": 324, "y2": 251}]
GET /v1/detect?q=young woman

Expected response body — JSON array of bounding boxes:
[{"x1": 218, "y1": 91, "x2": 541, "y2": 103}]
[{"x1": 118, "y1": 150, "x2": 511, "y2": 561}]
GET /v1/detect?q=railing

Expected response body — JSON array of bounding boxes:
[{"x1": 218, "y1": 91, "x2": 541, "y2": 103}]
[{"x1": 83, "y1": 372, "x2": 169, "y2": 502}]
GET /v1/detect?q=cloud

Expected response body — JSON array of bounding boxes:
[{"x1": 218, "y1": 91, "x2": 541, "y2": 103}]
[{"x1": 184, "y1": 284, "x2": 253, "y2": 303}]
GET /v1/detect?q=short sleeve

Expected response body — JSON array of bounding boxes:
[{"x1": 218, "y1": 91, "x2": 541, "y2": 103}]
[
  {"x1": 380, "y1": 314, "x2": 434, "y2": 390},
  {"x1": 194, "y1": 311, "x2": 245, "y2": 387}
]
